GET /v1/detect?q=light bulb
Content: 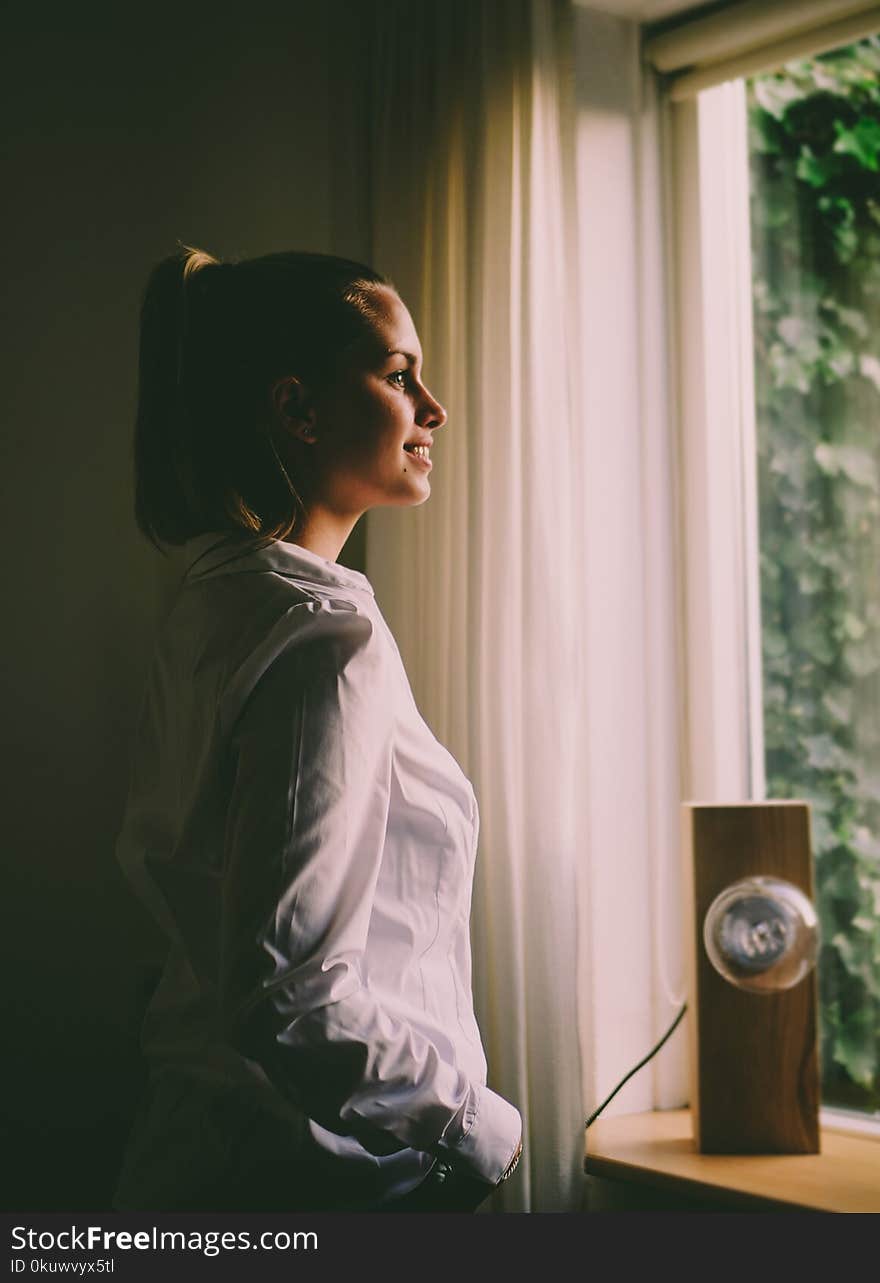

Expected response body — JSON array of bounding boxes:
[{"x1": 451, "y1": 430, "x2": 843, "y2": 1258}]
[{"x1": 703, "y1": 876, "x2": 818, "y2": 993}]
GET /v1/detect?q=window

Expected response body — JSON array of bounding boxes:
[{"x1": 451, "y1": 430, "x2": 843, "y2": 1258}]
[
  {"x1": 747, "y1": 37, "x2": 880, "y2": 1118},
  {"x1": 665, "y1": 23, "x2": 880, "y2": 1125}
]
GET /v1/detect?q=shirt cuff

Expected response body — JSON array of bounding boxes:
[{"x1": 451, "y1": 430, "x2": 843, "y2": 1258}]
[{"x1": 435, "y1": 1084, "x2": 522, "y2": 1186}]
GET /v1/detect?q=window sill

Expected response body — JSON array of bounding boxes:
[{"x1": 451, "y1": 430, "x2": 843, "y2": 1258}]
[{"x1": 584, "y1": 1109, "x2": 880, "y2": 1213}]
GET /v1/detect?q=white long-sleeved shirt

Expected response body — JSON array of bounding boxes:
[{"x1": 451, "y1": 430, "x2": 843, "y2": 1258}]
[{"x1": 113, "y1": 531, "x2": 521, "y2": 1210}]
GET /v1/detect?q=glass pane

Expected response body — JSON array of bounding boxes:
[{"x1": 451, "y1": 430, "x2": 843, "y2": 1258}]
[{"x1": 747, "y1": 36, "x2": 880, "y2": 1117}]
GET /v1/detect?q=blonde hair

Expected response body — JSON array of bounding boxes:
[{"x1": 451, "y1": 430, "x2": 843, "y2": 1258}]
[{"x1": 180, "y1": 245, "x2": 219, "y2": 279}]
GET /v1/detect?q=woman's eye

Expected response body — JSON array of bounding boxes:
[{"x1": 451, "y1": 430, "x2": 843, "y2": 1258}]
[{"x1": 388, "y1": 369, "x2": 408, "y2": 389}]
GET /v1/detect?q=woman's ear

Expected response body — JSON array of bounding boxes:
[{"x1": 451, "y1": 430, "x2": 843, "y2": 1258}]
[{"x1": 270, "y1": 375, "x2": 318, "y2": 444}]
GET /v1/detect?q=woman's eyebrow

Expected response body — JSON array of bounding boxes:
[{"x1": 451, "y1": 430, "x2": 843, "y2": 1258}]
[{"x1": 385, "y1": 348, "x2": 419, "y2": 364}]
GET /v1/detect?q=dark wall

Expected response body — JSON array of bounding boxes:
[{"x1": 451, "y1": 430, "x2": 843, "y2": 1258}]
[{"x1": 1, "y1": 0, "x2": 372, "y2": 1211}]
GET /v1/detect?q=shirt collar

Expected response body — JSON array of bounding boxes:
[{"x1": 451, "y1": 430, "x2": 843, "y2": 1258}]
[{"x1": 179, "y1": 531, "x2": 375, "y2": 597}]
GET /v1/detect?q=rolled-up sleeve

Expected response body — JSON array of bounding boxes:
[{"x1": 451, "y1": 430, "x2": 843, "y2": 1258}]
[{"x1": 217, "y1": 595, "x2": 521, "y2": 1182}]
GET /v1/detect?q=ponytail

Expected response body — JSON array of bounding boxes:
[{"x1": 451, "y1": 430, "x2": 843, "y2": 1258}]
[
  {"x1": 134, "y1": 244, "x2": 222, "y2": 549},
  {"x1": 133, "y1": 243, "x2": 389, "y2": 550}
]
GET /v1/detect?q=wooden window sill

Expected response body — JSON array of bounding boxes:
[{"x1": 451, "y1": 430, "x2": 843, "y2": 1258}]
[{"x1": 584, "y1": 1109, "x2": 880, "y2": 1213}]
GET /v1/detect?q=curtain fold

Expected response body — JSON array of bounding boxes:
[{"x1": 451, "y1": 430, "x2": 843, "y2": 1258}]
[{"x1": 364, "y1": 0, "x2": 586, "y2": 1211}]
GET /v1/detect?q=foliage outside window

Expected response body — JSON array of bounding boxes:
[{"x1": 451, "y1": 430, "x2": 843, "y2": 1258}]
[{"x1": 747, "y1": 36, "x2": 880, "y2": 1115}]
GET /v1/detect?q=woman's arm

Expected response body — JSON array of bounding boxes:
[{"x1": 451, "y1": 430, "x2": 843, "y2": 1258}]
[{"x1": 217, "y1": 595, "x2": 521, "y2": 1186}]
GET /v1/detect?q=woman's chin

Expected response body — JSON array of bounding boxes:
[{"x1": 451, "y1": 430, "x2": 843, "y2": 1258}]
[
  {"x1": 389, "y1": 478, "x2": 432, "y2": 506},
  {"x1": 408, "y1": 483, "x2": 432, "y2": 506}
]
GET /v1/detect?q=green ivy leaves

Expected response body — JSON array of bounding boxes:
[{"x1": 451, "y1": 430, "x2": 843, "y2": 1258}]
[
  {"x1": 749, "y1": 36, "x2": 880, "y2": 1115},
  {"x1": 833, "y1": 117, "x2": 880, "y2": 170}
]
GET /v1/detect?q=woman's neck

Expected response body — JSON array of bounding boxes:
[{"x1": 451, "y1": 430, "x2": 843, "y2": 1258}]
[{"x1": 282, "y1": 506, "x2": 362, "y2": 563}]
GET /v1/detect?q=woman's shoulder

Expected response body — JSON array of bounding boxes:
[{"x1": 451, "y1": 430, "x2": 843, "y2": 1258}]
[
  {"x1": 167, "y1": 533, "x2": 381, "y2": 660},
  {"x1": 200, "y1": 580, "x2": 390, "y2": 738},
  {"x1": 151, "y1": 537, "x2": 388, "y2": 728}
]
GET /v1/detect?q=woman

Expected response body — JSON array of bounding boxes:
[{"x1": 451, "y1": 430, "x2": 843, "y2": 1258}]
[{"x1": 112, "y1": 246, "x2": 523, "y2": 1213}]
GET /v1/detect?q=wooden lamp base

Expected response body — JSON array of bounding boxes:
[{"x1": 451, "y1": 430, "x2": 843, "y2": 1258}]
[{"x1": 681, "y1": 802, "x2": 820, "y2": 1154}]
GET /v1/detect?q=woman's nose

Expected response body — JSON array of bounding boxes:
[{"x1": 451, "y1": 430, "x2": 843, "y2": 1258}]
[{"x1": 419, "y1": 385, "x2": 447, "y2": 431}]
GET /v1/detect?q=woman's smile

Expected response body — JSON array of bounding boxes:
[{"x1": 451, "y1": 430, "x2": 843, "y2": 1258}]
[{"x1": 403, "y1": 443, "x2": 433, "y2": 469}]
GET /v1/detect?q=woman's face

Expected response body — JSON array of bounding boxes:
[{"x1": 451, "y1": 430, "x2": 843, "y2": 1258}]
[{"x1": 303, "y1": 286, "x2": 447, "y2": 517}]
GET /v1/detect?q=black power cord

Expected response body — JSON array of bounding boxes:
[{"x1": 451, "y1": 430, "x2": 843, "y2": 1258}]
[{"x1": 585, "y1": 1002, "x2": 688, "y2": 1130}]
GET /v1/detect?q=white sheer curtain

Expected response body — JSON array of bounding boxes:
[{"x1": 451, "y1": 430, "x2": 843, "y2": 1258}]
[{"x1": 362, "y1": 0, "x2": 687, "y2": 1211}]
